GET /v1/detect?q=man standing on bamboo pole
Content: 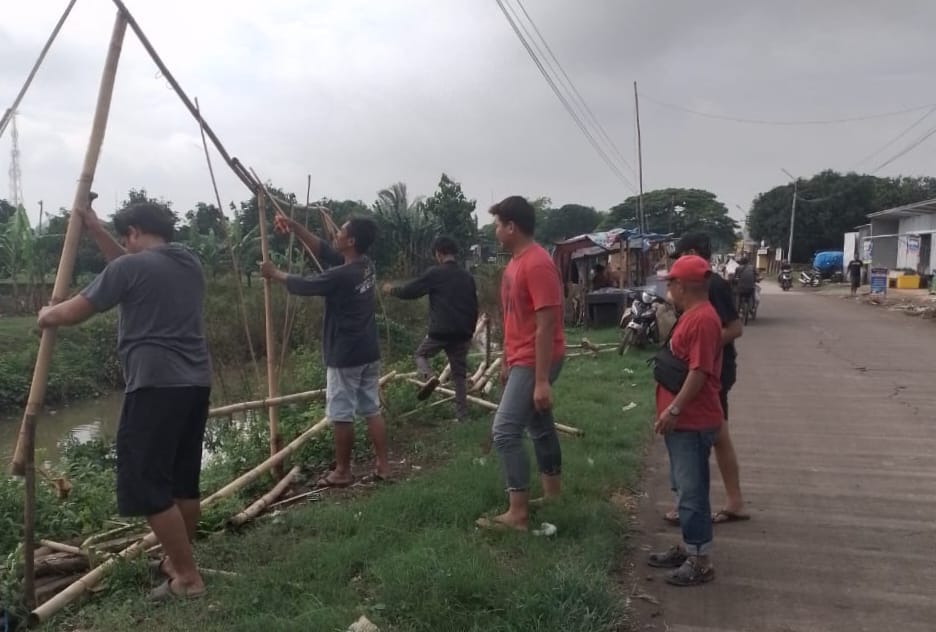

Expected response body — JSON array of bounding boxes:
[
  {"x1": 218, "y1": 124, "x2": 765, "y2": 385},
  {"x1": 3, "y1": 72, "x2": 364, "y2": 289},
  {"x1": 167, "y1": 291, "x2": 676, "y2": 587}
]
[
  {"x1": 36, "y1": 202, "x2": 210, "y2": 600},
  {"x1": 476, "y1": 196, "x2": 565, "y2": 532},
  {"x1": 381, "y1": 236, "x2": 478, "y2": 423},
  {"x1": 261, "y1": 215, "x2": 390, "y2": 487}
]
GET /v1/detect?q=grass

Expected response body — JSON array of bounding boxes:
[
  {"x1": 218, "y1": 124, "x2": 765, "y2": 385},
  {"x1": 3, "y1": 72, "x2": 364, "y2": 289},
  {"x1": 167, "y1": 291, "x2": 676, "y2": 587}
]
[{"x1": 45, "y1": 327, "x2": 654, "y2": 632}]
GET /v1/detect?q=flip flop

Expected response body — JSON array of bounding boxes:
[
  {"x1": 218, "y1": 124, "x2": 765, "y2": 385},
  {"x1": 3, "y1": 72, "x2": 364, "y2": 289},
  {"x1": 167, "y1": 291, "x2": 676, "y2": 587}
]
[
  {"x1": 147, "y1": 579, "x2": 205, "y2": 602},
  {"x1": 316, "y1": 473, "x2": 353, "y2": 489},
  {"x1": 475, "y1": 516, "x2": 527, "y2": 532},
  {"x1": 417, "y1": 377, "x2": 441, "y2": 401},
  {"x1": 712, "y1": 510, "x2": 751, "y2": 524},
  {"x1": 361, "y1": 472, "x2": 394, "y2": 485},
  {"x1": 663, "y1": 510, "x2": 680, "y2": 526}
]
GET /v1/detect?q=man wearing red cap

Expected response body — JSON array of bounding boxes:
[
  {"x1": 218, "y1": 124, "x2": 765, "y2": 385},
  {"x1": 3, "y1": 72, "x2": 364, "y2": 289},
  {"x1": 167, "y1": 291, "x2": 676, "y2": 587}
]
[{"x1": 648, "y1": 254, "x2": 723, "y2": 586}]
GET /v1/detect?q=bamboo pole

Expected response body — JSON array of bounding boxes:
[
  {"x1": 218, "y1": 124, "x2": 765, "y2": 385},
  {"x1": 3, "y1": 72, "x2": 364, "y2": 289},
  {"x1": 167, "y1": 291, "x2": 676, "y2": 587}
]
[
  {"x1": 23, "y1": 422, "x2": 36, "y2": 607},
  {"x1": 208, "y1": 388, "x2": 325, "y2": 418},
  {"x1": 37, "y1": 540, "x2": 82, "y2": 556},
  {"x1": 31, "y1": 370, "x2": 397, "y2": 624},
  {"x1": 10, "y1": 12, "x2": 127, "y2": 474},
  {"x1": 228, "y1": 465, "x2": 301, "y2": 527},
  {"x1": 256, "y1": 189, "x2": 282, "y2": 466},
  {"x1": 35, "y1": 554, "x2": 88, "y2": 578},
  {"x1": 468, "y1": 361, "x2": 487, "y2": 387},
  {"x1": 194, "y1": 96, "x2": 261, "y2": 386},
  {"x1": 470, "y1": 357, "x2": 503, "y2": 393},
  {"x1": 397, "y1": 395, "x2": 455, "y2": 420},
  {"x1": 404, "y1": 378, "x2": 582, "y2": 436}
]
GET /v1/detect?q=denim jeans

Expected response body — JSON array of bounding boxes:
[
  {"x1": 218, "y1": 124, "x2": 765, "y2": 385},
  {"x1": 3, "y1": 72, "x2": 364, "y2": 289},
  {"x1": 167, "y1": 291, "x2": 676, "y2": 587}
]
[
  {"x1": 492, "y1": 361, "x2": 563, "y2": 492},
  {"x1": 666, "y1": 429, "x2": 718, "y2": 556}
]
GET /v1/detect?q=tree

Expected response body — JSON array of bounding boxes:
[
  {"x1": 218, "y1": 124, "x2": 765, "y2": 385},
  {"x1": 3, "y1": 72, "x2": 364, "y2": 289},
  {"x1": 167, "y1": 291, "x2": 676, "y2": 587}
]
[
  {"x1": 537, "y1": 203, "x2": 602, "y2": 244},
  {"x1": 184, "y1": 202, "x2": 226, "y2": 237},
  {"x1": 602, "y1": 188, "x2": 738, "y2": 251},
  {"x1": 422, "y1": 174, "x2": 477, "y2": 257},
  {"x1": 372, "y1": 182, "x2": 437, "y2": 276},
  {"x1": 747, "y1": 171, "x2": 936, "y2": 262},
  {"x1": 0, "y1": 199, "x2": 15, "y2": 225}
]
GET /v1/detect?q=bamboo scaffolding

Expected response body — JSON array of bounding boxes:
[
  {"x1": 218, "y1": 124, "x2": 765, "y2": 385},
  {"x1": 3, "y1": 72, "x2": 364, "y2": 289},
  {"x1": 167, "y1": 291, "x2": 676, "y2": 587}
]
[
  {"x1": 256, "y1": 189, "x2": 282, "y2": 467},
  {"x1": 208, "y1": 388, "x2": 325, "y2": 418},
  {"x1": 404, "y1": 378, "x2": 582, "y2": 436},
  {"x1": 228, "y1": 465, "x2": 301, "y2": 527}
]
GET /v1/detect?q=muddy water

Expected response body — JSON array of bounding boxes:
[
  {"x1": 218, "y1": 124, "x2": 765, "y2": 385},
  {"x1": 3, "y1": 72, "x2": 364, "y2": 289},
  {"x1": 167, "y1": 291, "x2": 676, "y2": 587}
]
[{"x1": 0, "y1": 393, "x2": 124, "y2": 463}]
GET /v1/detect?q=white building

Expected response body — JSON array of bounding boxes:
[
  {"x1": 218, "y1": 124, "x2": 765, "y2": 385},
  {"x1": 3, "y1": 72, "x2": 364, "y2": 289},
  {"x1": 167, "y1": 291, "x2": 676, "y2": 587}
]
[{"x1": 866, "y1": 199, "x2": 936, "y2": 274}]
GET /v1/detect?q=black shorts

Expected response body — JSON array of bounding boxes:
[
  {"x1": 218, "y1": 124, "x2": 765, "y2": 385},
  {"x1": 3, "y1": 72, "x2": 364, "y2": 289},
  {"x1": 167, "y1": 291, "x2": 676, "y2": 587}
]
[
  {"x1": 850, "y1": 276, "x2": 860, "y2": 290},
  {"x1": 720, "y1": 363, "x2": 737, "y2": 420},
  {"x1": 116, "y1": 386, "x2": 210, "y2": 517}
]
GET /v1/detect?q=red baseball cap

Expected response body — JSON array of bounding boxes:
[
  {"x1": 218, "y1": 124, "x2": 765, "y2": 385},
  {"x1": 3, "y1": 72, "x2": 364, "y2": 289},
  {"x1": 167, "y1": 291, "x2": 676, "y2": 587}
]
[{"x1": 666, "y1": 254, "x2": 711, "y2": 282}]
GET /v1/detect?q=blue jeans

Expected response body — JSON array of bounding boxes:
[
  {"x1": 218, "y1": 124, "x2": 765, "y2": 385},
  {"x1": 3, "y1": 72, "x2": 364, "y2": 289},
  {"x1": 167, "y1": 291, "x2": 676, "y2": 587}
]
[
  {"x1": 666, "y1": 429, "x2": 718, "y2": 556},
  {"x1": 492, "y1": 361, "x2": 563, "y2": 492}
]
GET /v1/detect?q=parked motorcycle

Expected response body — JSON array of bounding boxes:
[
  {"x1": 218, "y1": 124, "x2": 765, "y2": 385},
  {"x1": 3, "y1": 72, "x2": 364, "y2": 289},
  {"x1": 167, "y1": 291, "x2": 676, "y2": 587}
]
[
  {"x1": 799, "y1": 269, "x2": 821, "y2": 287},
  {"x1": 779, "y1": 269, "x2": 792, "y2": 291},
  {"x1": 618, "y1": 290, "x2": 666, "y2": 354}
]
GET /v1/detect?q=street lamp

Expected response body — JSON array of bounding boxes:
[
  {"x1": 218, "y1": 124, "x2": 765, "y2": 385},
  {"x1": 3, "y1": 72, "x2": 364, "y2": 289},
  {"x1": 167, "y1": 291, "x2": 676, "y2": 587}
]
[{"x1": 781, "y1": 168, "x2": 798, "y2": 262}]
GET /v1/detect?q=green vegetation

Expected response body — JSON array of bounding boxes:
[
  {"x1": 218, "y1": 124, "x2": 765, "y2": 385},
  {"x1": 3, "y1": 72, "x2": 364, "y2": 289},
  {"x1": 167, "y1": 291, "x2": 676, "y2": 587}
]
[{"x1": 38, "y1": 328, "x2": 654, "y2": 632}]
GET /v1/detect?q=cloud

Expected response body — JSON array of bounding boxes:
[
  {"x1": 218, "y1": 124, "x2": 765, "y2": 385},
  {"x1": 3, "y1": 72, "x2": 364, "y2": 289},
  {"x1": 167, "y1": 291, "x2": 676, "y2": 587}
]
[{"x1": 2, "y1": 0, "x2": 936, "y2": 229}]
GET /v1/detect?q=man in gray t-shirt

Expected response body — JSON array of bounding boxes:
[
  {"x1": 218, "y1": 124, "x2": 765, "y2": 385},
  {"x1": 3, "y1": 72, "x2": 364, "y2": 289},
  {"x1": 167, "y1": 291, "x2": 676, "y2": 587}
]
[{"x1": 38, "y1": 202, "x2": 209, "y2": 601}]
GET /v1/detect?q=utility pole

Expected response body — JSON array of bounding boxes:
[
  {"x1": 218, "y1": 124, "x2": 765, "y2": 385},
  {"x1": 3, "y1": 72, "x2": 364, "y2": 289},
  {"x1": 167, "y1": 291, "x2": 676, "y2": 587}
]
[
  {"x1": 634, "y1": 81, "x2": 645, "y2": 234},
  {"x1": 781, "y1": 168, "x2": 798, "y2": 262}
]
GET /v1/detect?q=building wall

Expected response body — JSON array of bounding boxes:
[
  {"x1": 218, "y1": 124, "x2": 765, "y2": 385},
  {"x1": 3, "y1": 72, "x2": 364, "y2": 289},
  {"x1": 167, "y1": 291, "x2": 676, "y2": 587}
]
[
  {"x1": 896, "y1": 214, "x2": 936, "y2": 273},
  {"x1": 870, "y1": 218, "x2": 899, "y2": 269}
]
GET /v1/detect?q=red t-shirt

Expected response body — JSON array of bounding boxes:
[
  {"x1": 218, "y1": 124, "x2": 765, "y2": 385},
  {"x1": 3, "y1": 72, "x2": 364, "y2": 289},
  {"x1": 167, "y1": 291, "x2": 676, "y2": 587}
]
[
  {"x1": 501, "y1": 243, "x2": 565, "y2": 368},
  {"x1": 655, "y1": 302, "x2": 724, "y2": 431}
]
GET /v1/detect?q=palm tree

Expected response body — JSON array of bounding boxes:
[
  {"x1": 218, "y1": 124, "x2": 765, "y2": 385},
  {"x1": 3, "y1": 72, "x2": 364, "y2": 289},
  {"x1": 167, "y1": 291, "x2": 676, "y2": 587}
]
[{"x1": 373, "y1": 183, "x2": 437, "y2": 276}]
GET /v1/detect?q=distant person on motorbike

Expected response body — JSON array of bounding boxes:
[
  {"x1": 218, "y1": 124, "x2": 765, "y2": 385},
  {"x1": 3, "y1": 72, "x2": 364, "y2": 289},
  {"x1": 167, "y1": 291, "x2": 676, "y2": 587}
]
[
  {"x1": 777, "y1": 260, "x2": 792, "y2": 289},
  {"x1": 734, "y1": 257, "x2": 758, "y2": 313},
  {"x1": 666, "y1": 234, "x2": 749, "y2": 525},
  {"x1": 847, "y1": 257, "x2": 863, "y2": 297}
]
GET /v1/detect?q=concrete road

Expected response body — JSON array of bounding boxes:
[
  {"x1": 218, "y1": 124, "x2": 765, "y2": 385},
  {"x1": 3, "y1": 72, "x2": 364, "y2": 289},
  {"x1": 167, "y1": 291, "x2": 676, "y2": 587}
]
[{"x1": 631, "y1": 283, "x2": 936, "y2": 632}]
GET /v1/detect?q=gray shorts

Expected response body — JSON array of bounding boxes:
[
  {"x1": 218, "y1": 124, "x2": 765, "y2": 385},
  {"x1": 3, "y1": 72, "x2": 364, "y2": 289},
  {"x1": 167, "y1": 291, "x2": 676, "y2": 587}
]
[{"x1": 326, "y1": 361, "x2": 381, "y2": 422}]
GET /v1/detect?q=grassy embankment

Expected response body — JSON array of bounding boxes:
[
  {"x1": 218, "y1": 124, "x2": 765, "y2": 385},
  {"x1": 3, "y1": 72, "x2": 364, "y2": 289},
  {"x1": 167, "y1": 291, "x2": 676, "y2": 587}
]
[{"x1": 46, "y1": 328, "x2": 656, "y2": 632}]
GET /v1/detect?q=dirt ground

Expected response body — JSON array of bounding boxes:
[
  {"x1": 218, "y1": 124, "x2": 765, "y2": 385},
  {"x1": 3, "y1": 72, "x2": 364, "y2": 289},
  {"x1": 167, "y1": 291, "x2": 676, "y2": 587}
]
[{"x1": 626, "y1": 282, "x2": 936, "y2": 632}]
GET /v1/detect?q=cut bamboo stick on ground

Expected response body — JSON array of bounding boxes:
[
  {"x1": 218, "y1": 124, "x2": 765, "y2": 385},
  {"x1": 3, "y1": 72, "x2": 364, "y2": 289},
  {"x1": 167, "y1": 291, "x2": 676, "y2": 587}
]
[
  {"x1": 267, "y1": 488, "x2": 323, "y2": 511},
  {"x1": 470, "y1": 357, "x2": 502, "y2": 393},
  {"x1": 35, "y1": 554, "x2": 89, "y2": 577},
  {"x1": 208, "y1": 388, "x2": 325, "y2": 418},
  {"x1": 35, "y1": 574, "x2": 83, "y2": 605},
  {"x1": 229, "y1": 464, "x2": 301, "y2": 527},
  {"x1": 397, "y1": 395, "x2": 455, "y2": 420},
  {"x1": 565, "y1": 347, "x2": 618, "y2": 358},
  {"x1": 38, "y1": 540, "x2": 82, "y2": 556},
  {"x1": 403, "y1": 378, "x2": 583, "y2": 436}
]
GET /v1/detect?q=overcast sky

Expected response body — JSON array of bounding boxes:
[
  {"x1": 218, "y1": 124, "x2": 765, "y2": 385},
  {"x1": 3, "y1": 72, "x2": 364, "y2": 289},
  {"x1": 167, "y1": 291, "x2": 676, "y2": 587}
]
[{"x1": 3, "y1": 0, "x2": 936, "y2": 227}]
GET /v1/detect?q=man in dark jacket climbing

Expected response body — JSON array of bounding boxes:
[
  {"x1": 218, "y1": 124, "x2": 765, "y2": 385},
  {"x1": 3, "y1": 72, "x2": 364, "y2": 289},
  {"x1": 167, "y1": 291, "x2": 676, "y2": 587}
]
[{"x1": 382, "y1": 236, "x2": 479, "y2": 422}]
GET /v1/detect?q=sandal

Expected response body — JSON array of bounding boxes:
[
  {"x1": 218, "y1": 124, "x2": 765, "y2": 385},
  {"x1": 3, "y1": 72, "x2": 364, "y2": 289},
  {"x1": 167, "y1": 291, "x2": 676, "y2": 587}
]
[
  {"x1": 148, "y1": 557, "x2": 172, "y2": 580},
  {"x1": 665, "y1": 558, "x2": 715, "y2": 587},
  {"x1": 712, "y1": 510, "x2": 750, "y2": 524},
  {"x1": 315, "y1": 472, "x2": 353, "y2": 489},
  {"x1": 361, "y1": 472, "x2": 394, "y2": 485},
  {"x1": 663, "y1": 510, "x2": 680, "y2": 526},
  {"x1": 647, "y1": 545, "x2": 687, "y2": 569},
  {"x1": 147, "y1": 579, "x2": 206, "y2": 602},
  {"x1": 475, "y1": 516, "x2": 527, "y2": 532}
]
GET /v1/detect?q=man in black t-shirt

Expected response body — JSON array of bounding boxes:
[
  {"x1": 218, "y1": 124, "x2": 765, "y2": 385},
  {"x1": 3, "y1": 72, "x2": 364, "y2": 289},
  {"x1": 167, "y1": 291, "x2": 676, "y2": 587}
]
[
  {"x1": 847, "y1": 257, "x2": 863, "y2": 297},
  {"x1": 383, "y1": 236, "x2": 479, "y2": 422},
  {"x1": 668, "y1": 234, "x2": 749, "y2": 524},
  {"x1": 262, "y1": 215, "x2": 390, "y2": 488}
]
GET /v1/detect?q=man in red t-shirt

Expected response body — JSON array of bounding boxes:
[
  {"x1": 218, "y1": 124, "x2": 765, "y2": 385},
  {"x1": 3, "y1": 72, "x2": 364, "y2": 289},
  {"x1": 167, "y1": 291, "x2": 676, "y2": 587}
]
[
  {"x1": 648, "y1": 254, "x2": 723, "y2": 586},
  {"x1": 476, "y1": 196, "x2": 565, "y2": 532}
]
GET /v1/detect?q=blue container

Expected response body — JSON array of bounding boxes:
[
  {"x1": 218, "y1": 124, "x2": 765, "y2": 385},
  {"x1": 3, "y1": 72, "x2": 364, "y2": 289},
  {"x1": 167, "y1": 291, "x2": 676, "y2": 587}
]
[{"x1": 812, "y1": 251, "x2": 843, "y2": 274}]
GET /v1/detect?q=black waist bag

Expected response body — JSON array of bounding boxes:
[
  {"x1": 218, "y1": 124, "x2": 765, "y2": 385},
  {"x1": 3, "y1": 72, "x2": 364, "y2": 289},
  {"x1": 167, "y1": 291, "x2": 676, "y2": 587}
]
[{"x1": 648, "y1": 320, "x2": 689, "y2": 394}]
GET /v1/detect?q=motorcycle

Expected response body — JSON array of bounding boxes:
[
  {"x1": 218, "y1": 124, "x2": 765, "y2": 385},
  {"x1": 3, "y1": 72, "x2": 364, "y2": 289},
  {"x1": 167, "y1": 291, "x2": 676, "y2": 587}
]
[
  {"x1": 618, "y1": 290, "x2": 666, "y2": 354},
  {"x1": 779, "y1": 269, "x2": 792, "y2": 291},
  {"x1": 799, "y1": 269, "x2": 821, "y2": 287}
]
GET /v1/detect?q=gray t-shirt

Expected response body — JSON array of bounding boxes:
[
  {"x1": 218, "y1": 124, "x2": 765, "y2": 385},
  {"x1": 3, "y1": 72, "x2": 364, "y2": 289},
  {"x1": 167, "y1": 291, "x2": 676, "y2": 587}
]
[
  {"x1": 81, "y1": 243, "x2": 212, "y2": 392},
  {"x1": 285, "y1": 242, "x2": 379, "y2": 368}
]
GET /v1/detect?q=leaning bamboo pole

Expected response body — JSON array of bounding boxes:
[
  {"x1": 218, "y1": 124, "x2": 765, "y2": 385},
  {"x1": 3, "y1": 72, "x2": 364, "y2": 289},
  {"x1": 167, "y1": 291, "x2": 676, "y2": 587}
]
[
  {"x1": 470, "y1": 357, "x2": 503, "y2": 393},
  {"x1": 404, "y1": 378, "x2": 583, "y2": 437},
  {"x1": 256, "y1": 189, "x2": 282, "y2": 465},
  {"x1": 228, "y1": 465, "x2": 301, "y2": 527},
  {"x1": 207, "y1": 388, "x2": 325, "y2": 418},
  {"x1": 11, "y1": 12, "x2": 128, "y2": 609}
]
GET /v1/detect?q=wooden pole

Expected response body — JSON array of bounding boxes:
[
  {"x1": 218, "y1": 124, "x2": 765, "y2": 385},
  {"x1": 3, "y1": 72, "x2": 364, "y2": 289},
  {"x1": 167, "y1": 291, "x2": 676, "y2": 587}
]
[
  {"x1": 207, "y1": 388, "x2": 325, "y2": 418},
  {"x1": 10, "y1": 14, "x2": 127, "y2": 476},
  {"x1": 228, "y1": 465, "x2": 301, "y2": 527},
  {"x1": 256, "y1": 189, "x2": 282, "y2": 468},
  {"x1": 23, "y1": 421, "x2": 36, "y2": 607},
  {"x1": 634, "y1": 80, "x2": 645, "y2": 235}
]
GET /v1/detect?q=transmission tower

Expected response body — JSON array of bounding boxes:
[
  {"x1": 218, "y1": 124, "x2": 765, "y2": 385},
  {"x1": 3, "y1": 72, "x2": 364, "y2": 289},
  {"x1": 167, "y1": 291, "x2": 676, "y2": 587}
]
[{"x1": 8, "y1": 111, "x2": 24, "y2": 208}]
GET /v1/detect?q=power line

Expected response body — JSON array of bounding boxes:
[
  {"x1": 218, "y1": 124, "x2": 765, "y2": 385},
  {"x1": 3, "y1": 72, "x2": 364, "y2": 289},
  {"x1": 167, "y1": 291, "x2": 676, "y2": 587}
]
[
  {"x1": 870, "y1": 122, "x2": 936, "y2": 174},
  {"x1": 512, "y1": 0, "x2": 638, "y2": 179},
  {"x1": 641, "y1": 93, "x2": 936, "y2": 127},
  {"x1": 850, "y1": 106, "x2": 936, "y2": 170},
  {"x1": 493, "y1": 0, "x2": 637, "y2": 192}
]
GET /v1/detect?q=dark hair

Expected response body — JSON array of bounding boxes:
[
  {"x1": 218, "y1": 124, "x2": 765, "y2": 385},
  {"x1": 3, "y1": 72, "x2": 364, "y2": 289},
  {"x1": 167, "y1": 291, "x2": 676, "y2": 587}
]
[
  {"x1": 674, "y1": 232, "x2": 712, "y2": 260},
  {"x1": 112, "y1": 202, "x2": 175, "y2": 242},
  {"x1": 489, "y1": 196, "x2": 536, "y2": 236},
  {"x1": 346, "y1": 216, "x2": 378, "y2": 254},
  {"x1": 432, "y1": 235, "x2": 458, "y2": 256}
]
